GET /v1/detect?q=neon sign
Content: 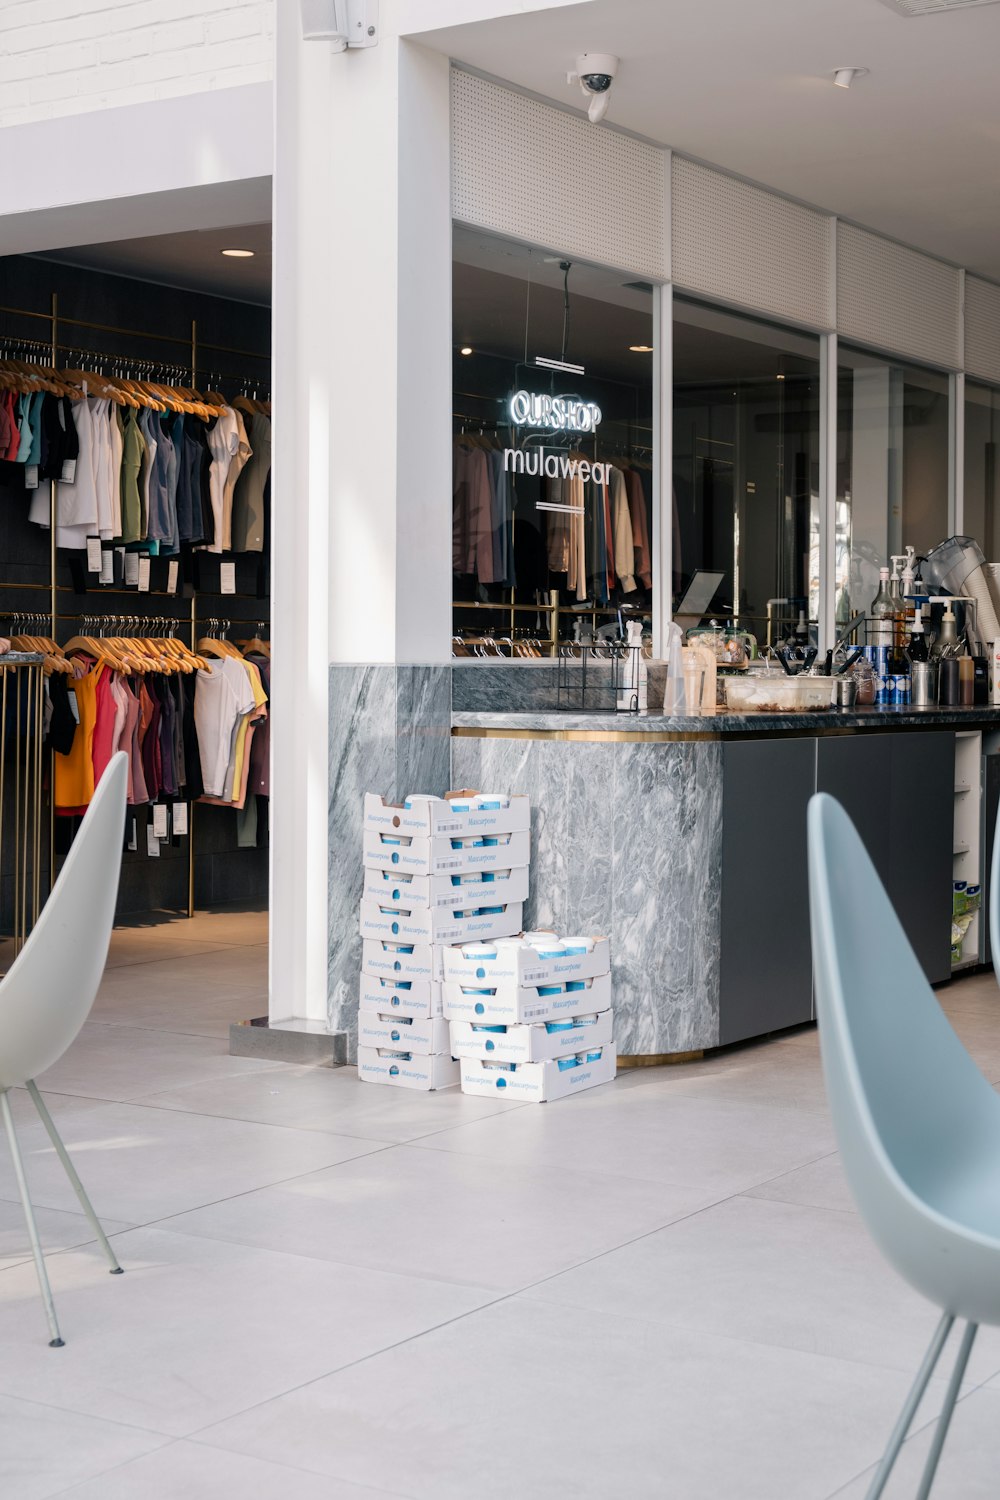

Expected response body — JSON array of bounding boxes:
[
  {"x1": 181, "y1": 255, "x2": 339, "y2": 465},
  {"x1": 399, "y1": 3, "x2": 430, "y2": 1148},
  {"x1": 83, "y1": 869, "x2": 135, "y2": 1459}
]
[{"x1": 508, "y1": 390, "x2": 602, "y2": 433}]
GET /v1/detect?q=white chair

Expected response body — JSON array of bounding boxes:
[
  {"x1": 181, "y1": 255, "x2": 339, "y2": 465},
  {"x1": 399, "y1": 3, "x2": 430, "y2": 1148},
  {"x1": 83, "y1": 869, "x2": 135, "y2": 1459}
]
[
  {"x1": 810, "y1": 791, "x2": 1000, "y2": 1499},
  {"x1": 1, "y1": 751, "x2": 128, "y2": 1346}
]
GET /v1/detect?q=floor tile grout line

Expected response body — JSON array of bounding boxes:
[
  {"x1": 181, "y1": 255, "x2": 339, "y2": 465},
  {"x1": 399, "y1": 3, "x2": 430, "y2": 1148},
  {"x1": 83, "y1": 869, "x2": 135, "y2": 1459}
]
[
  {"x1": 397, "y1": 1136, "x2": 842, "y2": 1201},
  {"x1": 820, "y1": 1377, "x2": 1000, "y2": 1500},
  {"x1": 44, "y1": 1434, "x2": 407, "y2": 1500}
]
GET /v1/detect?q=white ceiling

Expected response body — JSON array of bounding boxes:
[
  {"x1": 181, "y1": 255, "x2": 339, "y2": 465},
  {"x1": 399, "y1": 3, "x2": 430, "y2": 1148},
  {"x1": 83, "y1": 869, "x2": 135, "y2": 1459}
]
[
  {"x1": 419, "y1": 0, "x2": 1000, "y2": 280},
  {"x1": 40, "y1": 221, "x2": 272, "y2": 305}
]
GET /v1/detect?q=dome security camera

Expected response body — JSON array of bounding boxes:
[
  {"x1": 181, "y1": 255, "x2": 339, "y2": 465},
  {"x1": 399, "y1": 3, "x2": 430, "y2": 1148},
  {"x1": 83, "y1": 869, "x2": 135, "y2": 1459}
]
[{"x1": 567, "y1": 53, "x2": 620, "y2": 124}]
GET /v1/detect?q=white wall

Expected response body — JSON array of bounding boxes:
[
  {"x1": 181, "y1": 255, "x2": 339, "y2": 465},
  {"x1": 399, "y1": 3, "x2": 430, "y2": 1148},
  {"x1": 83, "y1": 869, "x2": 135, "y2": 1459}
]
[{"x1": 0, "y1": 0, "x2": 273, "y2": 128}]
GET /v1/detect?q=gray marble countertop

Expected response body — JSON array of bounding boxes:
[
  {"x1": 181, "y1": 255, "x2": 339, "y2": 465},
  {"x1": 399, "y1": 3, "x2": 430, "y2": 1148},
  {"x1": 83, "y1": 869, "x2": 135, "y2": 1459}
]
[{"x1": 452, "y1": 705, "x2": 1000, "y2": 737}]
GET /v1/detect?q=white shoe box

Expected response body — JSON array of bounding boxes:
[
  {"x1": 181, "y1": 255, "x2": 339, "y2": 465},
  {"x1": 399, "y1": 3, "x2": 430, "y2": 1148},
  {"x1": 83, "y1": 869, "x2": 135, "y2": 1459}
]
[
  {"x1": 362, "y1": 938, "x2": 443, "y2": 983},
  {"x1": 363, "y1": 828, "x2": 530, "y2": 878},
  {"x1": 359, "y1": 898, "x2": 524, "y2": 947},
  {"x1": 358, "y1": 1008, "x2": 451, "y2": 1055},
  {"x1": 442, "y1": 935, "x2": 610, "y2": 989},
  {"x1": 364, "y1": 791, "x2": 530, "y2": 840},
  {"x1": 362, "y1": 865, "x2": 529, "y2": 912},
  {"x1": 459, "y1": 1045, "x2": 617, "y2": 1103},
  {"x1": 359, "y1": 974, "x2": 443, "y2": 1019},
  {"x1": 358, "y1": 1046, "x2": 460, "y2": 1092},
  {"x1": 443, "y1": 971, "x2": 612, "y2": 1026},
  {"x1": 449, "y1": 1008, "x2": 613, "y2": 1064}
]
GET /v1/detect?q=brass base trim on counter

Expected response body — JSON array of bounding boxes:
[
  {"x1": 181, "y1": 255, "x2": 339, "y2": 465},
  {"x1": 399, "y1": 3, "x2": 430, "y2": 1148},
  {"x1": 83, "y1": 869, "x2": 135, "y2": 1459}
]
[
  {"x1": 618, "y1": 1050, "x2": 705, "y2": 1068},
  {"x1": 451, "y1": 724, "x2": 855, "y2": 744}
]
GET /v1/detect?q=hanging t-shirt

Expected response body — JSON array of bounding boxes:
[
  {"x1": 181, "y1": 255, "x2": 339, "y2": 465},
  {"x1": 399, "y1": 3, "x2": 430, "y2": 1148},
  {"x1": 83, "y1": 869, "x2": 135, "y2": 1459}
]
[
  {"x1": 194, "y1": 657, "x2": 257, "y2": 797},
  {"x1": 206, "y1": 406, "x2": 240, "y2": 553}
]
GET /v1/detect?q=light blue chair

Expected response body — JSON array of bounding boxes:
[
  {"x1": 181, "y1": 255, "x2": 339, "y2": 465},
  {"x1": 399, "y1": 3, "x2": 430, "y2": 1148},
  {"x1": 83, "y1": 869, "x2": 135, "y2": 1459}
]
[
  {"x1": 0, "y1": 752, "x2": 128, "y2": 1347},
  {"x1": 808, "y1": 792, "x2": 1000, "y2": 1500}
]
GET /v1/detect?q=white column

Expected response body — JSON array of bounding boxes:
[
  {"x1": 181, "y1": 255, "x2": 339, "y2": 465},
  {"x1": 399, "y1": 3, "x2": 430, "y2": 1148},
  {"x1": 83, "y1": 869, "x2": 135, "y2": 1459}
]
[
  {"x1": 950, "y1": 371, "x2": 966, "y2": 535},
  {"x1": 270, "y1": 14, "x2": 451, "y2": 1027},
  {"x1": 653, "y1": 282, "x2": 673, "y2": 657},
  {"x1": 818, "y1": 332, "x2": 837, "y2": 651}
]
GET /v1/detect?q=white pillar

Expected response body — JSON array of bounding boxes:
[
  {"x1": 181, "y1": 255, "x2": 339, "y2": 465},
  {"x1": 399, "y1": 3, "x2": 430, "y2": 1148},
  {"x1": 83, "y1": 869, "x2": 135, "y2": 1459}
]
[
  {"x1": 653, "y1": 282, "x2": 673, "y2": 657},
  {"x1": 818, "y1": 332, "x2": 837, "y2": 651},
  {"x1": 270, "y1": 11, "x2": 451, "y2": 1030}
]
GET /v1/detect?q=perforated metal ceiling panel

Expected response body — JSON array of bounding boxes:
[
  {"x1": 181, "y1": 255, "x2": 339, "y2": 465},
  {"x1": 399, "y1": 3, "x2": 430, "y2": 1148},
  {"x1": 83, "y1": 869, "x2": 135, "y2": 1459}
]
[
  {"x1": 670, "y1": 157, "x2": 834, "y2": 329},
  {"x1": 837, "y1": 222, "x2": 962, "y2": 367},
  {"x1": 965, "y1": 276, "x2": 1000, "y2": 385},
  {"x1": 450, "y1": 70, "x2": 668, "y2": 283}
]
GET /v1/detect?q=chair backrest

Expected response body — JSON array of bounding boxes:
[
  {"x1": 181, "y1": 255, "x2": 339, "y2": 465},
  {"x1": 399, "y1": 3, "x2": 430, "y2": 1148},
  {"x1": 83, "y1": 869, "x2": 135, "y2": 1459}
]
[
  {"x1": 0, "y1": 752, "x2": 127, "y2": 1088},
  {"x1": 808, "y1": 791, "x2": 1000, "y2": 1310}
]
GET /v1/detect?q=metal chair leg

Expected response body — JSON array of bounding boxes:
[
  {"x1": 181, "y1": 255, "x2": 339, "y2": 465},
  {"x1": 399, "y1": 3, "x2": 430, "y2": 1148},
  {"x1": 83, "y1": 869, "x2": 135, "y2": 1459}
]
[
  {"x1": 914, "y1": 1320, "x2": 978, "y2": 1500},
  {"x1": 865, "y1": 1312, "x2": 954, "y2": 1500},
  {"x1": 0, "y1": 1088, "x2": 63, "y2": 1347},
  {"x1": 26, "y1": 1080, "x2": 123, "y2": 1275}
]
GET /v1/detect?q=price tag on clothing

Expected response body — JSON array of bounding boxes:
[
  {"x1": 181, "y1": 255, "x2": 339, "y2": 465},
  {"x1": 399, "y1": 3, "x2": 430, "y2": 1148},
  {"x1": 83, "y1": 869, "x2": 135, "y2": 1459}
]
[
  {"x1": 172, "y1": 802, "x2": 188, "y2": 836},
  {"x1": 126, "y1": 818, "x2": 137, "y2": 852},
  {"x1": 152, "y1": 804, "x2": 168, "y2": 840},
  {"x1": 220, "y1": 561, "x2": 236, "y2": 595},
  {"x1": 99, "y1": 549, "x2": 114, "y2": 585},
  {"x1": 67, "y1": 689, "x2": 79, "y2": 724},
  {"x1": 24, "y1": 465, "x2": 39, "y2": 490},
  {"x1": 124, "y1": 553, "x2": 139, "y2": 587},
  {"x1": 146, "y1": 824, "x2": 160, "y2": 858},
  {"x1": 60, "y1": 459, "x2": 77, "y2": 483},
  {"x1": 167, "y1": 560, "x2": 179, "y2": 595},
  {"x1": 137, "y1": 556, "x2": 151, "y2": 593},
  {"x1": 86, "y1": 538, "x2": 102, "y2": 574}
]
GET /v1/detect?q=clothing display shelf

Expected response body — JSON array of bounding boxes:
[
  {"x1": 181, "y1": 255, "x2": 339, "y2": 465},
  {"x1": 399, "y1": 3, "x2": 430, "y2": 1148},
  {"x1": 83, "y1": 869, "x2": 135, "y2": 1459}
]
[
  {"x1": 0, "y1": 293, "x2": 271, "y2": 925},
  {"x1": 452, "y1": 404, "x2": 653, "y2": 656},
  {"x1": 0, "y1": 653, "x2": 48, "y2": 960}
]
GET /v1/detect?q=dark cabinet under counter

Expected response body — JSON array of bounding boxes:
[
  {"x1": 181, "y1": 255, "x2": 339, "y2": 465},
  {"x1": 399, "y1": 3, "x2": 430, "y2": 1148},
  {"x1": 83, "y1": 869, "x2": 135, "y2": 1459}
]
[{"x1": 719, "y1": 739, "x2": 815, "y2": 1046}]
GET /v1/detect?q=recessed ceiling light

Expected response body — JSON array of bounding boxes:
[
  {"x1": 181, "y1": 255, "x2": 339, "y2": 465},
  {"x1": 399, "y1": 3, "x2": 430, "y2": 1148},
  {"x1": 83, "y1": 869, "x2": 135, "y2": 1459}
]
[
  {"x1": 629, "y1": 344, "x2": 654, "y2": 353},
  {"x1": 832, "y1": 67, "x2": 869, "y2": 88},
  {"x1": 221, "y1": 248, "x2": 255, "y2": 258},
  {"x1": 460, "y1": 346, "x2": 473, "y2": 356}
]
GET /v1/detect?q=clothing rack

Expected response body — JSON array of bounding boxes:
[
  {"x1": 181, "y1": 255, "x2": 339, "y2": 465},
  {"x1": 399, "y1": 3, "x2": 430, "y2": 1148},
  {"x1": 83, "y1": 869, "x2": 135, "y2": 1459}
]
[
  {"x1": 0, "y1": 293, "x2": 270, "y2": 922},
  {"x1": 0, "y1": 654, "x2": 48, "y2": 956},
  {"x1": 452, "y1": 415, "x2": 652, "y2": 653}
]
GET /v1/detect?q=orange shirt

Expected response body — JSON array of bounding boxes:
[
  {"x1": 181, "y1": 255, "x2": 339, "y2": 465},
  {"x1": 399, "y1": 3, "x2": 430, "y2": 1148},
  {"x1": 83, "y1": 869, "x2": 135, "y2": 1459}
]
[{"x1": 54, "y1": 666, "x2": 99, "y2": 809}]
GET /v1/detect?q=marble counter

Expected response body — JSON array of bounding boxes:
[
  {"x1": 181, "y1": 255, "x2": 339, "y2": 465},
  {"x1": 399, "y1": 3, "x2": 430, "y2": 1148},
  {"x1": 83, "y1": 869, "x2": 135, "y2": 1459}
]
[
  {"x1": 451, "y1": 702, "x2": 997, "y2": 1059},
  {"x1": 453, "y1": 705, "x2": 1000, "y2": 737}
]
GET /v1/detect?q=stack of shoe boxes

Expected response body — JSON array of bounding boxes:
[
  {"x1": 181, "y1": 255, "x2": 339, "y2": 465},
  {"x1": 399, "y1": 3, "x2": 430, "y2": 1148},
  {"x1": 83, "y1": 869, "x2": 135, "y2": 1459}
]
[
  {"x1": 443, "y1": 933, "x2": 616, "y2": 1102},
  {"x1": 357, "y1": 791, "x2": 530, "y2": 1090}
]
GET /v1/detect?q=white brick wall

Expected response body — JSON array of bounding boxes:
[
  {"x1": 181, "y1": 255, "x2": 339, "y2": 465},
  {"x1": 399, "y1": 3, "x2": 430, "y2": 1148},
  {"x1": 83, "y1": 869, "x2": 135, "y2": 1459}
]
[{"x1": 0, "y1": 0, "x2": 274, "y2": 128}]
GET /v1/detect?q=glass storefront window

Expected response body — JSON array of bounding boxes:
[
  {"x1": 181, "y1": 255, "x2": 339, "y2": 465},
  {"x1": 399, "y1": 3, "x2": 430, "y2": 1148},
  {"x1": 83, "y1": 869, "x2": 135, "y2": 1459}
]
[
  {"x1": 836, "y1": 350, "x2": 949, "y2": 624},
  {"x1": 672, "y1": 300, "x2": 820, "y2": 648},
  {"x1": 451, "y1": 228, "x2": 654, "y2": 657},
  {"x1": 964, "y1": 381, "x2": 1000, "y2": 561}
]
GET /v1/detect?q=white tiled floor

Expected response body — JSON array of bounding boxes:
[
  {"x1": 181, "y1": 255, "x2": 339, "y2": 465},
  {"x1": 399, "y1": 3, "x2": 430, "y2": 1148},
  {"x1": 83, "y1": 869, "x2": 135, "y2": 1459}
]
[{"x1": 5, "y1": 910, "x2": 1000, "y2": 1497}]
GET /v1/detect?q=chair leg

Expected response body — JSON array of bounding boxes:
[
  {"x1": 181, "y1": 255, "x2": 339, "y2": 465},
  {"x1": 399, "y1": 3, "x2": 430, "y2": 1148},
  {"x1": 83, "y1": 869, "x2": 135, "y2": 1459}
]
[
  {"x1": 914, "y1": 1320, "x2": 978, "y2": 1500},
  {"x1": 25, "y1": 1080, "x2": 123, "y2": 1275},
  {"x1": 0, "y1": 1088, "x2": 64, "y2": 1347},
  {"x1": 865, "y1": 1312, "x2": 954, "y2": 1500}
]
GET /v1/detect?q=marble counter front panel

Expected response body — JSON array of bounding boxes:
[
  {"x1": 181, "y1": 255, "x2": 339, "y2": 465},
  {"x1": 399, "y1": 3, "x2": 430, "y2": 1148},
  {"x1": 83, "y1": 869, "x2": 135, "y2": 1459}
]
[{"x1": 451, "y1": 732, "x2": 723, "y2": 1055}]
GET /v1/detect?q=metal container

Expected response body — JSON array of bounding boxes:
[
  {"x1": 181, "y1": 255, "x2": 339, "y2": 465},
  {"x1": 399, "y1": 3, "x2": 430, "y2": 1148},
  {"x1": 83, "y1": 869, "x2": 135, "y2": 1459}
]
[
  {"x1": 833, "y1": 677, "x2": 858, "y2": 709},
  {"x1": 910, "y1": 661, "x2": 933, "y2": 708}
]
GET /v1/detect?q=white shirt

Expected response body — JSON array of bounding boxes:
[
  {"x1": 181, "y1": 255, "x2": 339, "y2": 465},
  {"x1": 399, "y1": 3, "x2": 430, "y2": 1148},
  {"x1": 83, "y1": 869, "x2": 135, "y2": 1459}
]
[
  {"x1": 206, "y1": 407, "x2": 240, "y2": 554},
  {"x1": 194, "y1": 658, "x2": 256, "y2": 797}
]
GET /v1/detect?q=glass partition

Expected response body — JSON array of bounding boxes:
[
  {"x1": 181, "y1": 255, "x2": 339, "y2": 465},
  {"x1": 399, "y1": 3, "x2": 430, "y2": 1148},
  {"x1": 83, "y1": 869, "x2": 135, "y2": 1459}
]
[
  {"x1": 451, "y1": 228, "x2": 654, "y2": 657},
  {"x1": 672, "y1": 299, "x2": 820, "y2": 648},
  {"x1": 836, "y1": 349, "x2": 949, "y2": 624},
  {"x1": 964, "y1": 381, "x2": 1000, "y2": 561}
]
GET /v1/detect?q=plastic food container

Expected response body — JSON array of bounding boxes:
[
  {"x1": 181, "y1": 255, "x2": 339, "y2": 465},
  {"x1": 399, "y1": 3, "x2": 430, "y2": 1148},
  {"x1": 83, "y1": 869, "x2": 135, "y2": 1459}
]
[{"x1": 723, "y1": 675, "x2": 836, "y2": 714}]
